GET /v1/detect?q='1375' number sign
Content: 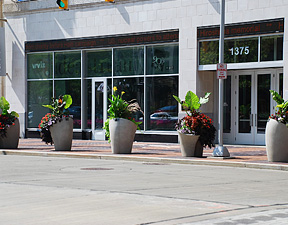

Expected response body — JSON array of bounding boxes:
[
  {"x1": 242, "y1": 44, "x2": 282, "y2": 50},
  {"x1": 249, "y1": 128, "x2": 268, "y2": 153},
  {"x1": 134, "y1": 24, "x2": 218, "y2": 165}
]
[{"x1": 229, "y1": 46, "x2": 249, "y2": 56}]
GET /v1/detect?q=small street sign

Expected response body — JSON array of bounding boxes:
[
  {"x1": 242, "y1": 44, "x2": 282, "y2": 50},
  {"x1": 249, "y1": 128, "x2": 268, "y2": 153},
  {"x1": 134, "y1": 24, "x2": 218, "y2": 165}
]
[{"x1": 217, "y1": 63, "x2": 227, "y2": 79}]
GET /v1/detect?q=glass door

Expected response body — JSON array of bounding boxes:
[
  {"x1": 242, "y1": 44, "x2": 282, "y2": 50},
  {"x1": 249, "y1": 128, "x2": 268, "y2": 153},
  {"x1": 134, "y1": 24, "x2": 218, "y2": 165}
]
[
  {"x1": 91, "y1": 78, "x2": 107, "y2": 140},
  {"x1": 223, "y1": 75, "x2": 235, "y2": 144},
  {"x1": 254, "y1": 72, "x2": 272, "y2": 145},
  {"x1": 223, "y1": 69, "x2": 281, "y2": 145},
  {"x1": 235, "y1": 72, "x2": 255, "y2": 144}
]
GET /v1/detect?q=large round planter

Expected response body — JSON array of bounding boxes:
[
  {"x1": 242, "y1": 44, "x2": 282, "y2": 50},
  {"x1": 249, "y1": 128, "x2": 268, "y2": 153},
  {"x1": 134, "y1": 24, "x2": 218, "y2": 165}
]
[
  {"x1": 109, "y1": 118, "x2": 137, "y2": 154},
  {"x1": 50, "y1": 118, "x2": 73, "y2": 151},
  {"x1": 178, "y1": 131, "x2": 200, "y2": 157},
  {"x1": 0, "y1": 118, "x2": 20, "y2": 149},
  {"x1": 265, "y1": 119, "x2": 288, "y2": 162}
]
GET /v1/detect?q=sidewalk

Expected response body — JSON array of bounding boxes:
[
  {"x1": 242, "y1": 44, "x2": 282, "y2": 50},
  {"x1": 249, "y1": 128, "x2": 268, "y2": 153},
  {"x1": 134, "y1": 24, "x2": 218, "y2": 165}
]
[{"x1": 2, "y1": 138, "x2": 288, "y2": 171}]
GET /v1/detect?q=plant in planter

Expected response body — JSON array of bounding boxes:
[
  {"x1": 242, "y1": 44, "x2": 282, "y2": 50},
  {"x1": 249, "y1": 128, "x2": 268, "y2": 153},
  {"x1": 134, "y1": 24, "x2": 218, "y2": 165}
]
[
  {"x1": 0, "y1": 97, "x2": 20, "y2": 149},
  {"x1": 38, "y1": 95, "x2": 73, "y2": 150},
  {"x1": 265, "y1": 90, "x2": 288, "y2": 162},
  {"x1": 173, "y1": 91, "x2": 216, "y2": 157},
  {"x1": 103, "y1": 86, "x2": 142, "y2": 154}
]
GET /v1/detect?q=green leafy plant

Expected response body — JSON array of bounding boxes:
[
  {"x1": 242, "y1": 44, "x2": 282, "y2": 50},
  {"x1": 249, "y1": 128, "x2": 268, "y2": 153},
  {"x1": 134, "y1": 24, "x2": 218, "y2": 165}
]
[
  {"x1": 104, "y1": 87, "x2": 142, "y2": 142},
  {"x1": 173, "y1": 91, "x2": 210, "y2": 116},
  {"x1": 173, "y1": 91, "x2": 216, "y2": 148},
  {"x1": 42, "y1": 94, "x2": 72, "y2": 116},
  {"x1": 269, "y1": 90, "x2": 288, "y2": 126},
  {"x1": 39, "y1": 95, "x2": 73, "y2": 144},
  {"x1": 0, "y1": 97, "x2": 19, "y2": 137}
]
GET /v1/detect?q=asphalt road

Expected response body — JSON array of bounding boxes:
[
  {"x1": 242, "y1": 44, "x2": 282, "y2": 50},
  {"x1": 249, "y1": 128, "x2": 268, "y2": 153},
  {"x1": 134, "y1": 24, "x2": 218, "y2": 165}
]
[{"x1": 0, "y1": 155, "x2": 288, "y2": 225}]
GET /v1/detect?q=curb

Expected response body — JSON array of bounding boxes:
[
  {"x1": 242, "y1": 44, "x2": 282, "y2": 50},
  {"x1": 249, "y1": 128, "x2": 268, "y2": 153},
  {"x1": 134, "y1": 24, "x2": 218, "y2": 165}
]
[{"x1": 2, "y1": 150, "x2": 288, "y2": 171}]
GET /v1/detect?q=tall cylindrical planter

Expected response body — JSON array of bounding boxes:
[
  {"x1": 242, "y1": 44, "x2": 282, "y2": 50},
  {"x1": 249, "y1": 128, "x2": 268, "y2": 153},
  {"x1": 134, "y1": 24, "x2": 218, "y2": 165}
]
[
  {"x1": 0, "y1": 118, "x2": 20, "y2": 149},
  {"x1": 178, "y1": 131, "x2": 200, "y2": 157},
  {"x1": 265, "y1": 119, "x2": 288, "y2": 162},
  {"x1": 109, "y1": 118, "x2": 137, "y2": 154},
  {"x1": 50, "y1": 118, "x2": 73, "y2": 151}
]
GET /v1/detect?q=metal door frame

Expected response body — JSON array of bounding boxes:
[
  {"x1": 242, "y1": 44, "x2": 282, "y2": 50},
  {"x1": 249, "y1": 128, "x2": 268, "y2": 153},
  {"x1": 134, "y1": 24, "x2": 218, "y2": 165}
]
[
  {"x1": 91, "y1": 78, "x2": 107, "y2": 140},
  {"x1": 223, "y1": 69, "x2": 282, "y2": 145}
]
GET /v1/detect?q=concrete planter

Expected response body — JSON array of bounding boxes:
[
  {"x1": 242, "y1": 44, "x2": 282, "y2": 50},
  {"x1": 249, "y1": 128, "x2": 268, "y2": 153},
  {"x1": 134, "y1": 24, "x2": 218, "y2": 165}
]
[
  {"x1": 0, "y1": 118, "x2": 20, "y2": 149},
  {"x1": 109, "y1": 118, "x2": 137, "y2": 154},
  {"x1": 265, "y1": 119, "x2": 288, "y2": 162},
  {"x1": 50, "y1": 118, "x2": 73, "y2": 151},
  {"x1": 178, "y1": 131, "x2": 200, "y2": 157}
]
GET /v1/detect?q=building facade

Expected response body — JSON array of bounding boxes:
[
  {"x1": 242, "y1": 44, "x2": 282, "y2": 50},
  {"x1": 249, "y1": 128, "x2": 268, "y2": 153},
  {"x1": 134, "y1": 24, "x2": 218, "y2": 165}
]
[{"x1": 1, "y1": 0, "x2": 287, "y2": 145}]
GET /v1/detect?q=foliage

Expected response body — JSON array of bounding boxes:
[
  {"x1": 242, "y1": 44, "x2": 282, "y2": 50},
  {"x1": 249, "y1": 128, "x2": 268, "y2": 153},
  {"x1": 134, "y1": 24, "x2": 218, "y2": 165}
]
[
  {"x1": 104, "y1": 87, "x2": 142, "y2": 142},
  {"x1": 39, "y1": 95, "x2": 73, "y2": 144},
  {"x1": 269, "y1": 90, "x2": 288, "y2": 126},
  {"x1": 173, "y1": 91, "x2": 216, "y2": 148},
  {"x1": 42, "y1": 95, "x2": 72, "y2": 117},
  {"x1": 0, "y1": 97, "x2": 19, "y2": 137},
  {"x1": 173, "y1": 91, "x2": 210, "y2": 116}
]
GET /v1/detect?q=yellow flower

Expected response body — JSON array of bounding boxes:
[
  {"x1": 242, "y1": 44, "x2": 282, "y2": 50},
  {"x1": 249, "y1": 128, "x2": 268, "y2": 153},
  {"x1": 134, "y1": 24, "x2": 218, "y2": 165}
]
[
  {"x1": 113, "y1": 86, "x2": 117, "y2": 92},
  {"x1": 121, "y1": 91, "x2": 125, "y2": 95}
]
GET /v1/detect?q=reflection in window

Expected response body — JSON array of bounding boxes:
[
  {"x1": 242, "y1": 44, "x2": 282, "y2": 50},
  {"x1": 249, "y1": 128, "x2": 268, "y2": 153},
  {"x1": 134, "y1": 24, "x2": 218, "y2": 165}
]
[
  {"x1": 238, "y1": 75, "x2": 251, "y2": 133},
  {"x1": 279, "y1": 73, "x2": 283, "y2": 98},
  {"x1": 113, "y1": 78, "x2": 144, "y2": 129},
  {"x1": 86, "y1": 50, "x2": 112, "y2": 77},
  {"x1": 27, "y1": 53, "x2": 53, "y2": 79},
  {"x1": 257, "y1": 74, "x2": 270, "y2": 134},
  {"x1": 225, "y1": 38, "x2": 258, "y2": 63},
  {"x1": 223, "y1": 76, "x2": 231, "y2": 133},
  {"x1": 146, "y1": 44, "x2": 179, "y2": 75},
  {"x1": 199, "y1": 35, "x2": 283, "y2": 65},
  {"x1": 54, "y1": 52, "x2": 81, "y2": 78},
  {"x1": 55, "y1": 80, "x2": 81, "y2": 128},
  {"x1": 261, "y1": 35, "x2": 283, "y2": 61},
  {"x1": 146, "y1": 76, "x2": 178, "y2": 131},
  {"x1": 27, "y1": 81, "x2": 53, "y2": 128},
  {"x1": 113, "y1": 47, "x2": 144, "y2": 76},
  {"x1": 199, "y1": 41, "x2": 219, "y2": 65}
]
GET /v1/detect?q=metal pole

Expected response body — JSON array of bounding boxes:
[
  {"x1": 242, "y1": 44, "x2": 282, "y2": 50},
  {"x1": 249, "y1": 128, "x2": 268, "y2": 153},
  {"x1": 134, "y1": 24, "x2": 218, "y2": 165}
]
[
  {"x1": 0, "y1": 0, "x2": 6, "y2": 97},
  {"x1": 213, "y1": 0, "x2": 230, "y2": 157}
]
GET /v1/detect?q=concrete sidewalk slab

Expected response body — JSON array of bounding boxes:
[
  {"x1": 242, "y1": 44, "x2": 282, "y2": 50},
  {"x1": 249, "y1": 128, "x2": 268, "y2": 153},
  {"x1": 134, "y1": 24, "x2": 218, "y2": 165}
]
[{"x1": 1, "y1": 138, "x2": 288, "y2": 171}]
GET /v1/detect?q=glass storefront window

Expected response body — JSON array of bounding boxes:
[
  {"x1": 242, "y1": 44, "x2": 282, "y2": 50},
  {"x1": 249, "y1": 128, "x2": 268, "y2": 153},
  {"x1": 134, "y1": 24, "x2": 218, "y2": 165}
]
[
  {"x1": 113, "y1": 77, "x2": 144, "y2": 129},
  {"x1": 27, "y1": 53, "x2": 53, "y2": 79},
  {"x1": 54, "y1": 51, "x2": 81, "y2": 78},
  {"x1": 55, "y1": 80, "x2": 81, "y2": 128},
  {"x1": 199, "y1": 35, "x2": 283, "y2": 65},
  {"x1": 261, "y1": 35, "x2": 283, "y2": 61},
  {"x1": 113, "y1": 47, "x2": 144, "y2": 76},
  {"x1": 199, "y1": 38, "x2": 259, "y2": 64},
  {"x1": 27, "y1": 81, "x2": 53, "y2": 128},
  {"x1": 225, "y1": 38, "x2": 258, "y2": 63},
  {"x1": 199, "y1": 41, "x2": 219, "y2": 65},
  {"x1": 86, "y1": 50, "x2": 112, "y2": 77},
  {"x1": 27, "y1": 43, "x2": 179, "y2": 132},
  {"x1": 146, "y1": 76, "x2": 178, "y2": 131},
  {"x1": 146, "y1": 44, "x2": 179, "y2": 75}
]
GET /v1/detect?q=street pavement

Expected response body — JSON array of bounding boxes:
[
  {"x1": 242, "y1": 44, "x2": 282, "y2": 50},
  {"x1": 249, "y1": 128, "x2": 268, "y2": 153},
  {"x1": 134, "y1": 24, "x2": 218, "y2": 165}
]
[{"x1": 0, "y1": 154, "x2": 288, "y2": 224}]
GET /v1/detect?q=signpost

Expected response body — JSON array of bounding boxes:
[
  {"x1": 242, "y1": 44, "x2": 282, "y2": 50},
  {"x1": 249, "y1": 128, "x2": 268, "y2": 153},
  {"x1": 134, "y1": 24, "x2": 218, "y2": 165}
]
[{"x1": 213, "y1": 0, "x2": 230, "y2": 157}]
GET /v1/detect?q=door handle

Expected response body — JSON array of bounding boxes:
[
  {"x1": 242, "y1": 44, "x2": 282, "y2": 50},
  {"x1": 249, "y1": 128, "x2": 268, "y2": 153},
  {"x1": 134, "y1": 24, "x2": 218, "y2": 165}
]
[
  {"x1": 255, "y1": 114, "x2": 257, "y2": 127},
  {"x1": 250, "y1": 114, "x2": 253, "y2": 127}
]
